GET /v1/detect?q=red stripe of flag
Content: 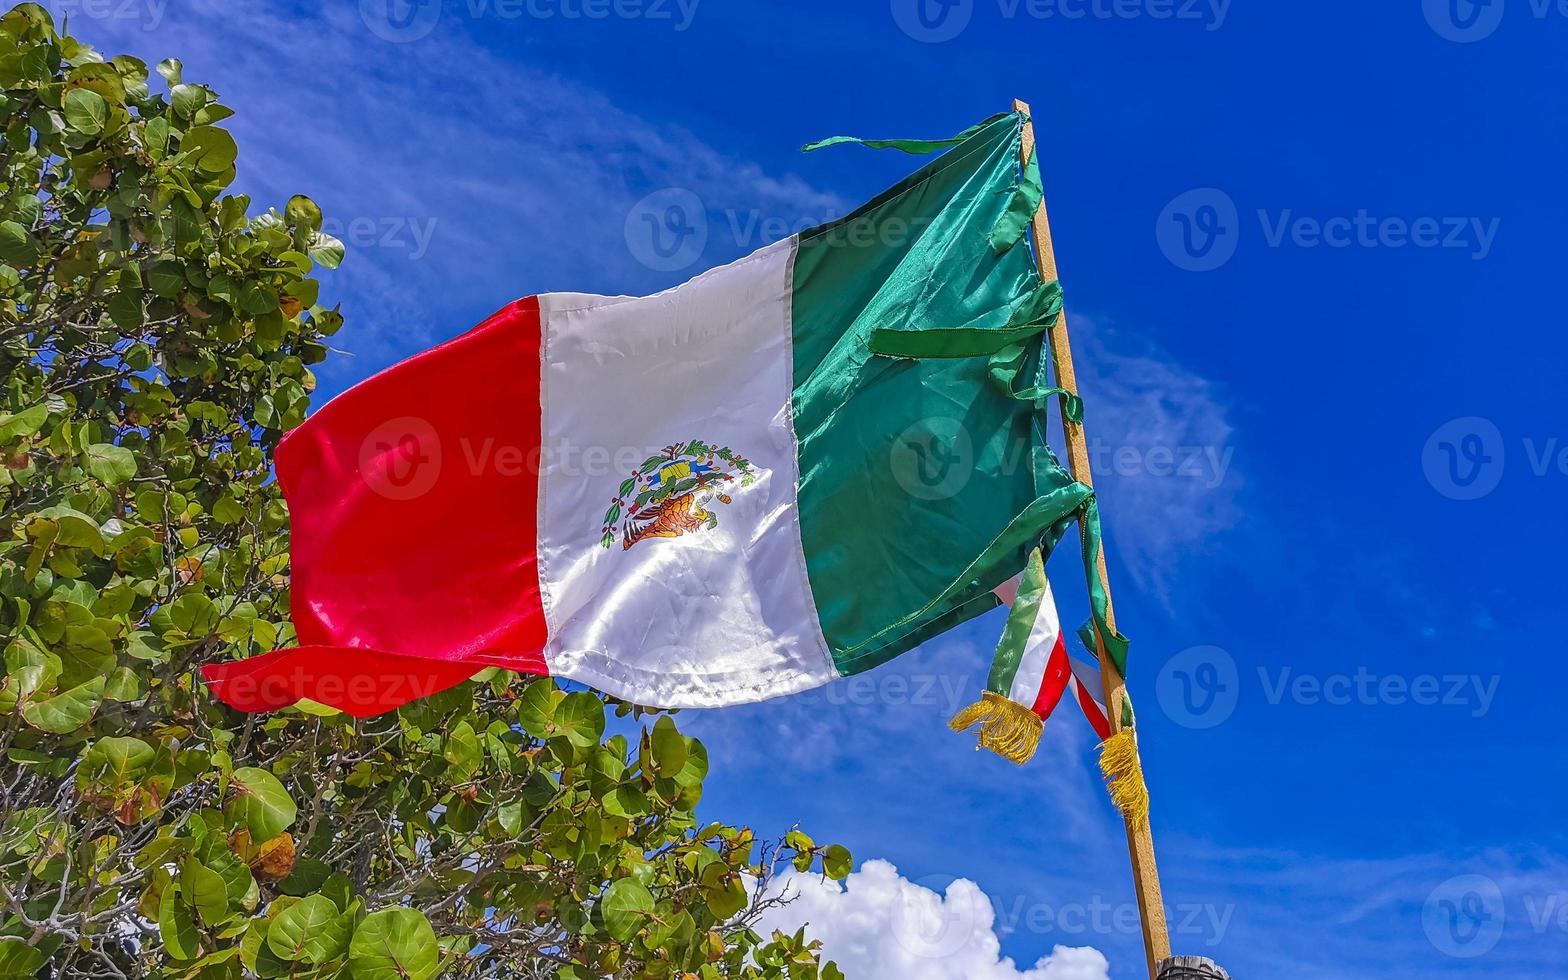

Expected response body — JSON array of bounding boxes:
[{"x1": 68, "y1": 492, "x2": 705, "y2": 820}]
[{"x1": 202, "y1": 298, "x2": 551, "y2": 716}]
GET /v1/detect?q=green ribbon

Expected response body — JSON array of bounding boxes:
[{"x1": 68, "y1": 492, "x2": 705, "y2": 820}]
[
  {"x1": 800, "y1": 113, "x2": 1010, "y2": 155},
  {"x1": 869, "y1": 277, "x2": 1062, "y2": 360},
  {"x1": 986, "y1": 341, "x2": 1083, "y2": 422},
  {"x1": 989, "y1": 144, "x2": 1043, "y2": 255},
  {"x1": 1073, "y1": 496, "x2": 1130, "y2": 680},
  {"x1": 801, "y1": 110, "x2": 1040, "y2": 257}
]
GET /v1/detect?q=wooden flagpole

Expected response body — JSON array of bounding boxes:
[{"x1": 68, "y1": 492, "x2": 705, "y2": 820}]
[{"x1": 1013, "y1": 98, "x2": 1173, "y2": 979}]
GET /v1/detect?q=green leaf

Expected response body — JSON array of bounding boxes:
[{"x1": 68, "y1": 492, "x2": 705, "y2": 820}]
[
  {"x1": 226, "y1": 767, "x2": 296, "y2": 841},
  {"x1": 0, "y1": 221, "x2": 38, "y2": 264},
  {"x1": 649, "y1": 715, "x2": 688, "y2": 774},
  {"x1": 267, "y1": 894, "x2": 349, "y2": 964},
  {"x1": 147, "y1": 259, "x2": 184, "y2": 297},
  {"x1": 211, "y1": 493, "x2": 244, "y2": 524},
  {"x1": 443, "y1": 720, "x2": 481, "y2": 775},
  {"x1": 554, "y1": 690, "x2": 605, "y2": 748},
  {"x1": 601, "y1": 878, "x2": 654, "y2": 941},
  {"x1": 307, "y1": 230, "x2": 345, "y2": 270},
  {"x1": 158, "y1": 883, "x2": 199, "y2": 961},
  {"x1": 0, "y1": 938, "x2": 48, "y2": 977},
  {"x1": 20, "y1": 675, "x2": 103, "y2": 733},
  {"x1": 516, "y1": 678, "x2": 556, "y2": 738},
  {"x1": 181, "y1": 858, "x2": 229, "y2": 926},
  {"x1": 143, "y1": 114, "x2": 170, "y2": 159},
  {"x1": 169, "y1": 82, "x2": 206, "y2": 119},
  {"x1": 0, "y1": 404, "x2": 47, "y2": 441},
  {"x1": 674, "y1": 737, "x2": 709, "y2": 788},
  {"x1": 349, "y1": 907, "x2": 439, "y2": 980},
  {"x1": 106, "y1": 289, "x2": 143, "y2": 329},
  {"x1": 701, "y1": 862, "x2": 748, "y2": 920},
  {"x1": 161, "y1": 592, "x2": 219, "y2": 639},
  {"x1": 77, "y1": 735, "x2": 154, "y2": 795},
  {"x1": 181, "y1": 124, "x2": 237, "y2": 173},
  {"x1": 240, "y1": 918, "x2": 291, "y2": 977},
  {"x1": 823, "y1": 844, "x2": 853, "y2": 880},
  {"x1": 603, "y1": 785, "x2": 648, "y2": 819},
  {"x1": 84, "y1": 443, "x2": 136, "y2": 485},
  {"x1": 285, "y1": 194, "x2": 322, "y2": 233},
  {"x1": 63, "y1": 87, "x2": 108, "y2": 134}
]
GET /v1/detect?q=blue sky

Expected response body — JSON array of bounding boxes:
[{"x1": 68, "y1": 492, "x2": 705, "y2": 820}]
[{"x1": 55, "y1": 1, "x2": 1568, "y2": 976}]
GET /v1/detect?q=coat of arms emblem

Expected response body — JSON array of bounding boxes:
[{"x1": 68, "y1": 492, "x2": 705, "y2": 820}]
[{"x1": 600, "y1": 441, "x2": 755, "y2": 550}]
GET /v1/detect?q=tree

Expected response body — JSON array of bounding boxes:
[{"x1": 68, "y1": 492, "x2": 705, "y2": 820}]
[{"x1": 0, "y1": 6, "x2": 849, "y2": 977}]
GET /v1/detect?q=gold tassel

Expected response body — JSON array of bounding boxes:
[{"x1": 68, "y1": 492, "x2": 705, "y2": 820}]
[
  {"x1": 1097, "y1": 729, "x2": 1150, "y2": 826},
  {"x1": 948, "y1": 691, "x2": 1043, "y2": 765}
]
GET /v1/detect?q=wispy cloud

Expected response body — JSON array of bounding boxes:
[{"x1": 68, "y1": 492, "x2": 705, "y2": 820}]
[
  {"x1": 1062, "y1": 313, "x2": 1243, "y2": 606},
  {"x1": 1155, "y1": 838, "x2": 1568, "y2": 978},
  {"x1": 58, "y1": 0, "x2": 848, "y2": 389}
]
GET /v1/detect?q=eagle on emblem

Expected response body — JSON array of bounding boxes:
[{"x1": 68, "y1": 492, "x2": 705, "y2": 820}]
[{"x1": 600, "y1": 441, "x2": 754, "y2": 550}]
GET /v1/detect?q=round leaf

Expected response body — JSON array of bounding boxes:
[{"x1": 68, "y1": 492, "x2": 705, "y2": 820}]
[
  {"x1": 554, "y1": 691, "x2": 605, "y2": 748},
  {"x1": 284, "y1": 194, "x2": 322, "y2": 233},
  {"x1": 182, "y1": 125, "x2": 237, "y2": 173},
  {"x1": 226, "y1": 767, "x2": 296, "y2": 841},
  {"x1": 84, "y1": 443, "x2": 135, "y2": 485},
  {"x1": 823, "y1": 844, "x2": 853, "y2": 881},
  {"x1": 349, "y1": 907, "x2": 439, "y2": 980},
  {"x1": 63, "y1": 88, "x2": 107, "y2": 135},
  {"x1": 601, "y1": 878, "x2": 654, "y2": 941},
  {"x1": 267, "y1": 894, "x2": 349, "y2": 964}
]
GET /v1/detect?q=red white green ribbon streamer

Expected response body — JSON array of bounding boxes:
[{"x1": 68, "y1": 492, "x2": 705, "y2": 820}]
[{"x1": 987, "y1": 550, "x2": 1111, "y2": 738}]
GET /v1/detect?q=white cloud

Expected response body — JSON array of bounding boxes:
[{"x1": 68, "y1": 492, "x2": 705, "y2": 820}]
[{"x1": 756, "y1": 860, "x2": 1111, "y2": 980}]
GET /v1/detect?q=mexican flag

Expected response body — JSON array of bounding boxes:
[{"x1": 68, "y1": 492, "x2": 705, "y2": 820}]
[{"x1": 203, "y1": 111, "x2": 1109, "y2": 719}]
